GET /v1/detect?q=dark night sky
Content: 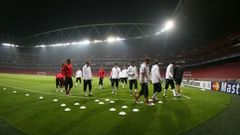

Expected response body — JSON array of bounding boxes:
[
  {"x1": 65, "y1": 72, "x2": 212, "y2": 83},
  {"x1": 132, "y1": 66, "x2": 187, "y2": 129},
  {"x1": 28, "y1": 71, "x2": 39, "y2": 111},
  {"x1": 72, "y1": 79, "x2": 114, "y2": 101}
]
[
  {"x1": 0, "y1": 0, "x2": 178, "y2": 37},
  {"x1": 0, "y1": 0, "x2": 239, "y2": 47}
]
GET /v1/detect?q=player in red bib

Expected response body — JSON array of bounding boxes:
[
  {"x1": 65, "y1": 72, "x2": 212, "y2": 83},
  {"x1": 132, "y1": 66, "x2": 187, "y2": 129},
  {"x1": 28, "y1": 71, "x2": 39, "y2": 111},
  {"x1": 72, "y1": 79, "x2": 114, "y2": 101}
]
[
  {"x1": 60, "y1": 63, "x2": 65, "y2": 86},
  {"x1": 55, "y1": 73, "x2": 64, "y2": 92},
  {"x1": 97, "y1": 66, "x2": 105, "y2": 89},
  {"x1": 62, "y1": 59, "x2": 73, "y2": 96}
]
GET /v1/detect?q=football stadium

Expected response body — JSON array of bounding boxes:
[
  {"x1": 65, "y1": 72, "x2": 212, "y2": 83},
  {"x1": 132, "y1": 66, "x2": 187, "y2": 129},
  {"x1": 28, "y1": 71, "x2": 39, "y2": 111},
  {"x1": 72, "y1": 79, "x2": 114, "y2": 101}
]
[{"x1": 0, "y1": 0, "x2": 239, "y2": 135}]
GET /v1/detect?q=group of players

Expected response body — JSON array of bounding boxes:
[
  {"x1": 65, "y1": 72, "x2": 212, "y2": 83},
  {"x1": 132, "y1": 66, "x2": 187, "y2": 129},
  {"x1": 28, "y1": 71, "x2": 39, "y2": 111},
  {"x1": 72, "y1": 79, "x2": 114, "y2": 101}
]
[{"x1": 56, "y1": 58, "x2": 183, "y2": 104}]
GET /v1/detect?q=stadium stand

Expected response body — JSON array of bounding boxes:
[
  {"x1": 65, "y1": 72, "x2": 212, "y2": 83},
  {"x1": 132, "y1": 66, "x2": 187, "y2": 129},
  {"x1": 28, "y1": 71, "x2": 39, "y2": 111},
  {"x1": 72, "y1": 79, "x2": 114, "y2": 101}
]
[{"x1": 0, "y1": 29, "x2": 240, "y2": 80}]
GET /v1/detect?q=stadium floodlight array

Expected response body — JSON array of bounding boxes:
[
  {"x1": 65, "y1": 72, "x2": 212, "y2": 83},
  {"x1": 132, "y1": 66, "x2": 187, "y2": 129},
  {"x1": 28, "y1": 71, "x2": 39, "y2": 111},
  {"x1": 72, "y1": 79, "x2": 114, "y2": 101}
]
[
  {"x1": 2, "y1": 43, "x2": 19, "y2": 47},
  {"x1": 155, "y1": 20, "x2": 174, "y2": 35},
  {"x1": 35, "y1": 36, "x2": 125, "y2": 48}
]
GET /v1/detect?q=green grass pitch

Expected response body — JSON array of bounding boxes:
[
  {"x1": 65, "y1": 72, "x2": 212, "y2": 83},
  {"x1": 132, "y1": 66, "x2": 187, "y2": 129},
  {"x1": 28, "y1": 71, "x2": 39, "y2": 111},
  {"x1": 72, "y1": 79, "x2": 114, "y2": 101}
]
[{"x1": 0, "y1": 73, "x2": 231, "y2": 135}]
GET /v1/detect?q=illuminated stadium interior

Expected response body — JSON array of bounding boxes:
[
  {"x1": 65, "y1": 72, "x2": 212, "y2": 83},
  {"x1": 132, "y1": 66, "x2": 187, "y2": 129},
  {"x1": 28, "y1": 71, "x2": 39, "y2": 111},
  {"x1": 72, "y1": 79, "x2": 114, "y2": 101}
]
[{"x1": 0, "y1": 0, "x2": 240, "y2": 135}]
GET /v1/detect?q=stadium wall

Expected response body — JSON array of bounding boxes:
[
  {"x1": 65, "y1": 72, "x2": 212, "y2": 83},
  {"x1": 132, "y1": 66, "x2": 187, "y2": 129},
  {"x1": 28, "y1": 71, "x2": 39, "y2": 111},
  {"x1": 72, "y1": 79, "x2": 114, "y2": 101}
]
[{"x1": 184, "y1": 61, "x2": 240, "y2": 81}]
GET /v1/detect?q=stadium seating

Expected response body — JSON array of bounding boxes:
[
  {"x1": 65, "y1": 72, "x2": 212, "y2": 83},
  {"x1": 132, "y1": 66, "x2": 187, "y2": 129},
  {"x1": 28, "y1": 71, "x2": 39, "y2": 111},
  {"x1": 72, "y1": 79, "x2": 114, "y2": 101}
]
[{"x1": 0, "y1": 29, "x2": 239, "y2": 80}]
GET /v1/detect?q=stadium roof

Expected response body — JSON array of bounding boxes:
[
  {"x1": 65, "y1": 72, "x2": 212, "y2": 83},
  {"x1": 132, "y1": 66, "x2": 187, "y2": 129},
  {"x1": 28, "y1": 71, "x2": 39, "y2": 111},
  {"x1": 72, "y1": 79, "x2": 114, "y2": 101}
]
[{"x1": 0, "y1": 0, "x2": 239, "y2": 48}]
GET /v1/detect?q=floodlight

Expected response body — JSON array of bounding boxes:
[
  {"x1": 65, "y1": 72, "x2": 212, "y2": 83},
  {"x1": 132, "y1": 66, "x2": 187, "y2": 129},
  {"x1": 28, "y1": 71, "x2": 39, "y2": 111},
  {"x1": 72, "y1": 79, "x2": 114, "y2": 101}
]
[
  {"x1": 81, "y1": 40, "x2": 90, "y2": 45},
  {"x1": 165, "y1": 20, "x2": 174, "y2": 30},
  {"x1": 107, "y1": 37, "x2": 116, "y2": 43},
  {"x1": 156, "y1": 20, "x2": 175, "y2": 34},
  {"x1": 2, "y1": 43, "x2": 18, "y2": 47}
]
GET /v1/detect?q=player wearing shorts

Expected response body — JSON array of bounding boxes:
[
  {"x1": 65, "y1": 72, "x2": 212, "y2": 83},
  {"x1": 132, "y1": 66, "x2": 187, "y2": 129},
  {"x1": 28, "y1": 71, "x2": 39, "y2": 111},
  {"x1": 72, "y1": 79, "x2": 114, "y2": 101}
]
[
  {"x1": 163, "y1": 62, "x2": 178, "y2": 97},
  {"x1": 60, "y1": 63, "x2": 65, "y2": 86},
  {"x1": 174, "y1": 65, "x2": 184, "y2": 96},
  {"x1": 150, "y1": 59, "x2": 162, "y2": 102},
  {"x1": 97, "y1": 66, "x2": 105, "y2": 89},
  {"x1": 63, "y1": 59, "x2": 73, "y2": 96},
  {"x1": 120, "y1": 66, "x2": 128, "y2": 89},
  {"x1": 111, "y1": 63, "x2": 121, "y2": 94},
  {"x1": 55, "y1": 73, "x2": 64, "y2": 92},
  {"x1": 135, "y1": 58, "x2": 150, "y2": 104},
  {"x1": 82, "y1": 61, "x2": 93, "y2": 96},
  {"x1": 75, "y1": 68, "x2": 82, "y2": 87},
  {"x1": 127, "y1": 61, "x2": 138, "y2": 96}
]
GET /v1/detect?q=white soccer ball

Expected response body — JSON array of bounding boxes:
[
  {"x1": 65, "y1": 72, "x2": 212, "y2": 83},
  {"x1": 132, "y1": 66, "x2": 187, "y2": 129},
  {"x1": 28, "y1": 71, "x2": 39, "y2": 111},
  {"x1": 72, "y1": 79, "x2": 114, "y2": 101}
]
[
  {"x1": 39, "y1": 96, "x2": 44, "y2": 100},
  {"x1": 13, "y1": 91, "x2": 17, "y2": 93},
  {"x1": 3, "y1": 88, "x2": 6, "y2": 90},
  {"x1": 25, "y1": 94, "x2": 29, "y2": 96}
]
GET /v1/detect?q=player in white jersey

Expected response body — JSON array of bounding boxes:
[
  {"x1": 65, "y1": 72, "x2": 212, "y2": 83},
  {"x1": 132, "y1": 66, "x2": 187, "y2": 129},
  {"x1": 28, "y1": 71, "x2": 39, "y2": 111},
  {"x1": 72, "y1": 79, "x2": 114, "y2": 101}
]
[
  {"x1": 150, "y1": 59, "x2": 163, "y2": 102},
  {"x1": 75, "y1": 68, "x2": 82, "y2": 87},
  {"x1": 111, "y1": 63, "x2": 121, "y2": 94},
  {"x1": 120, "y1": 66, "x2": 128, "y2": 89},
  {"x1": 163, "y1": 62, "x2": 178, "y2": 97},
  {"x1": 127, "y1": 61, "x2": 138, "y2": 96},
  {"x1": 135, "y1": 58, "x2": 150, "y2": 104},
  {"x1": 82, "y1": 61, "x2": 93, "y2": 96}
]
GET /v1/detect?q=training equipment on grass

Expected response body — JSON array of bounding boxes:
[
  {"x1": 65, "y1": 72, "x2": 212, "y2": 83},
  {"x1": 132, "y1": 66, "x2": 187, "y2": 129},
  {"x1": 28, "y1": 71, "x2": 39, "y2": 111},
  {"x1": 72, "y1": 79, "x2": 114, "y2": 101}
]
[
  {"x1": 118, "y1": 111, "x2": 127, "y2": 116},
  {"x1": 39, "y1": 96, "x2": 44, "y2": 100},
  {"x1": 60, "y1": 104, "x2": 66, "y2": 107},
  {"x1": 109, "y1": 108, "x2": 116, "y2": 112},
  {"x1": 132, "y1": 108, "x2": 139, "y2": 112},
  {"x1": 122, "y1": 105, "x2": 128, "y2": 109},
  {"x1": 105, "y1": 99, "x2": 110, "y2": 102},
  {"x1": 109, "y1": 100, "x2": 115, "y2": 104},
  {"x1": 64, "y1": 108, "x2": 71, "y2": 112},
  {"x1": 13, "y1": 91, "x2": 17, "y2": 93},
  {"x1": 53, "y1": 99, "x2": 58, "y2": 102},
  {"x1": 74, "y1": 102, "x2": 80, "y2": 106},
  {"x1": 3, "y1": 88, "x2": 6, "y2": 90},
  {"x1": 158, "y1": 101, "x2": 163, "y2": 104},
  {"x1": 80, "y1": 106, "x2": 86, "y2": 109},
  {"x1": 94, "y1": 99, "x2": 100, "y2": 102},
  {"x1": 25, "y1": 94, "x2": 29, "y2": 96},
  {"x1": 99, "y1": 101, "x2": 104, "y2": 104}
]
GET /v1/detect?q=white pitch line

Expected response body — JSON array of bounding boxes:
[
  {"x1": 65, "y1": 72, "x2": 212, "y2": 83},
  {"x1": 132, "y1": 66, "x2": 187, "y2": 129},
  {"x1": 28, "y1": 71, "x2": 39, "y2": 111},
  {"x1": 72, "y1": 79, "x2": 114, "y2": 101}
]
[
  {"x1": 0, "y1": 83, "x2": 191, "y2": 102},
  {"x1": 182, "y1": 94, "x2": 191, "y2": 99}
]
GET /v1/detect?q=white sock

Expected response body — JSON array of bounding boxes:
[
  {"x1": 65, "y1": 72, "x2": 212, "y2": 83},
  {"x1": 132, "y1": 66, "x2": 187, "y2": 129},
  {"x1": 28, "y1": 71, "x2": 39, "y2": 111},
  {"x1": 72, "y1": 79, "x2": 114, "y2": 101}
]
[
  {"x1": 152, "y1": 92, "x2": 158, "y2": 99},
  {"x1": 163, "y1": 89, "x2": 167, "y2": 95},
  {"x1": 75, "y1": 83, "x2": 77, "y2": 86},
  {"x1": 172, "y1": 89, "x2": 177, "y2": 96}
]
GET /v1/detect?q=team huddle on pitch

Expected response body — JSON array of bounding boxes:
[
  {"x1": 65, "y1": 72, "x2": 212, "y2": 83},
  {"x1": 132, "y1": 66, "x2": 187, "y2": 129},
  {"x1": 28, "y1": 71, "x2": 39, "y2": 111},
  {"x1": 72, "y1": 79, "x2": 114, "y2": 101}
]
[{"x1": 55, "y1": 58, "x2": 184, "y2": 105}]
